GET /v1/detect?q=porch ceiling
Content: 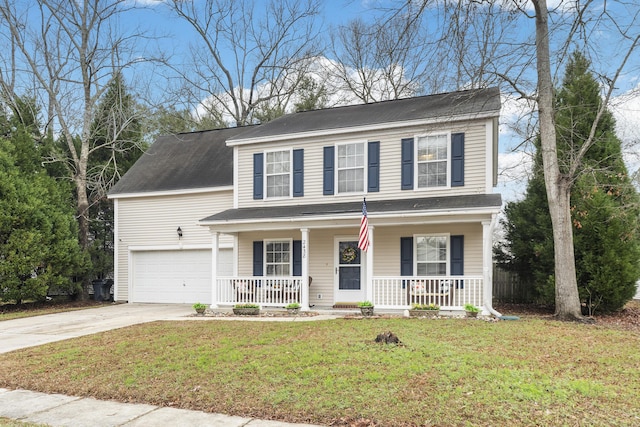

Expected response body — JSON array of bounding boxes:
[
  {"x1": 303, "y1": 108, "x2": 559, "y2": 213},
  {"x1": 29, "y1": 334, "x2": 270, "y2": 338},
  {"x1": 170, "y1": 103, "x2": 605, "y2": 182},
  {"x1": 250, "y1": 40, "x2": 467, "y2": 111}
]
[{"x1": 199, "y1": 193, "x2": 501, "y2": 232}]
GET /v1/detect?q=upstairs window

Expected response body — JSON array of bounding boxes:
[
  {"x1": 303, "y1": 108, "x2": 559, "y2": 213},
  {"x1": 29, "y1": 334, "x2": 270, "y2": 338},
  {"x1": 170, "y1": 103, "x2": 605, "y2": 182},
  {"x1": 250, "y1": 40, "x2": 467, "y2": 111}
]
[
  {"x1": 337, "y1": 142, "x2": 365, "y2": 193},
  {"x1": 417, "y1": 134, "x2": 448, "y2": 188},
  {"x1": 266, "y1": 150, "x2": 290, "y2": 198},
  {"x1": 415, "y1": 236, "x2": 447, "y2": 276}
]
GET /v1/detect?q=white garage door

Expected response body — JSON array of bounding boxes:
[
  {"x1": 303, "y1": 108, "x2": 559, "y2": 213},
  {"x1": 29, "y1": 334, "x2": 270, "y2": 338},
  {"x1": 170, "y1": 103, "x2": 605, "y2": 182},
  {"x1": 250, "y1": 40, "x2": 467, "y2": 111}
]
[{"x1": 132, "y1": 249, "x2": 232, "y2": 304}]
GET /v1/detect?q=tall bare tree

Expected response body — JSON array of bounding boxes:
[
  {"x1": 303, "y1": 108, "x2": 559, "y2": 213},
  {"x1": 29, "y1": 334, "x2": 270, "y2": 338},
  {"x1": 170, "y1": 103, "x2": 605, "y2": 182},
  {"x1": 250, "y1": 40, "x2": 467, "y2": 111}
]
[
  {"x1": 167, "y1": 0, "x2": 322, "y2": 126},
  {"x1": 529, "y1": 0, "x2": 640, "y2": 320},
  {"x1": 386, "y1": 0, "x2": 640, "y2": 320},
  {"x1": 329, "y1": 16, "x2": 427, "y2": 102},
  {"x1": 331, "y1": 1, "x2": 517, "y2": 100},
  {"x1": 0, "y1": 0, "x2": 153, "y2": 252}
]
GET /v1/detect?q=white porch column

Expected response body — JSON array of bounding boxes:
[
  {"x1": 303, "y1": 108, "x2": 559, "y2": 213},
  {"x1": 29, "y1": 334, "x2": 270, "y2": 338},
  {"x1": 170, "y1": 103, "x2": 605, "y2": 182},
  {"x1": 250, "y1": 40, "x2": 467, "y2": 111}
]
[
  {"x1": 210, "y1": 231, "x2": 219, "y2": 308},
  {"x1": 301, "y1": 228, "x2": 310, "y2": 311},
  {"x1": 481, "y1": 216, "x2": 496, "y2": 312},
  {"x1": 365, "y1": 225, "x2": 374, "y2": 303},
  {"x1": 231, "y1": 233, "x2": 238, "y2": 276}
]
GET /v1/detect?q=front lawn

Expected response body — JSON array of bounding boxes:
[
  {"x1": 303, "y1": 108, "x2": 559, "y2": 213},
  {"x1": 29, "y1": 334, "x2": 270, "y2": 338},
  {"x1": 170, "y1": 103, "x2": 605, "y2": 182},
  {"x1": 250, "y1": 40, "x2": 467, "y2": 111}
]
[{"x1": 0, "y1": 316, "x2": 638, "y2": 426}]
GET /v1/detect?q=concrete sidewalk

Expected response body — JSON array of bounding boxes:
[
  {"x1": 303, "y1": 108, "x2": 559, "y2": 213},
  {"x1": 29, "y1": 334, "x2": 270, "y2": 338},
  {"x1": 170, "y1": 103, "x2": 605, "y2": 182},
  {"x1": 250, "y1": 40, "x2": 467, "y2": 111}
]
[{"x1": 0, "y1": 388, "x2": 323, "y2": 426}]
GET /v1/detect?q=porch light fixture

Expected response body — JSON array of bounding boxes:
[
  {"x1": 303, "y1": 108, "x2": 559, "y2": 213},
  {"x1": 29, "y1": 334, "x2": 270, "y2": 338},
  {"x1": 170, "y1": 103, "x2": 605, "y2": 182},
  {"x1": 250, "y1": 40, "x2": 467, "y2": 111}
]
[{"x1": 177, "y1": 227, "x2": 183, "y2": 239}]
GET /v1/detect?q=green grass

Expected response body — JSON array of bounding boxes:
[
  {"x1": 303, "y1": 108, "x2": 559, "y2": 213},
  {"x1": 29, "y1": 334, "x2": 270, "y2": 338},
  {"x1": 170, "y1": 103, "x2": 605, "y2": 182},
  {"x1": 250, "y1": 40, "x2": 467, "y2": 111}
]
[{"x1": 0, "y1": 317, "x2": 638, "y2": 426}]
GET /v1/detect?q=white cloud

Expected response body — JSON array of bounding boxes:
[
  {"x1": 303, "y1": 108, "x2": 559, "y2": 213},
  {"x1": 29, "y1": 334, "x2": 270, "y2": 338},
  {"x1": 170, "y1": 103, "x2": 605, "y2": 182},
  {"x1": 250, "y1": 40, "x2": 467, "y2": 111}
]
[
  {"x1": 193, "y1": 55, "x2": 417, "y2": 125},
  {"x1": 496, "y1": 150, "x2": 534, "y2": 202},
  {"x1": 612, "y1": 84, "x2": 640, "y2": 175}
]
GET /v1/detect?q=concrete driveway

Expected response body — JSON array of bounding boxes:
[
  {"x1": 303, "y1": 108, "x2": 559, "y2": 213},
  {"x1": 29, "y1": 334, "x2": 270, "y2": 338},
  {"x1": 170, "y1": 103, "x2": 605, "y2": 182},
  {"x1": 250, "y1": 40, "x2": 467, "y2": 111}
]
[{"x1": 0, "y1": 303, "x2": 193, "y2": 354}]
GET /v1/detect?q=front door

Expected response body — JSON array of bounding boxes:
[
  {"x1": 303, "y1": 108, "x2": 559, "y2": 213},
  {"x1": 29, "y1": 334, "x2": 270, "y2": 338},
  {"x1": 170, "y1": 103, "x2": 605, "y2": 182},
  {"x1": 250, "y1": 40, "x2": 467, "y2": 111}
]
[{"x1": 334, "y1": 238, "x2": 365, "y2": 303}]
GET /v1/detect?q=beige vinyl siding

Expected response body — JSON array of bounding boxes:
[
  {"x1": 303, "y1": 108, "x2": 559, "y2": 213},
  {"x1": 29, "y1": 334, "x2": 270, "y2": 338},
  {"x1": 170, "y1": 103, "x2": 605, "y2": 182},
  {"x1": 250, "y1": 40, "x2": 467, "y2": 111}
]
[
  {"x1": 236, "y1": 119, "x2": 491, "y2": 208},
  {"x1": 236, "y1": 229, "x2": 353, "y2": 306},
  {"x1": 115, "y1": 190, "x2": 233, "y2": 301},
  {"x1": 236, "y1": 223, "x2": 482, "y2": 306},
  {"x1": 372, "y1": 223, "x2": 483, "y2": 276}
]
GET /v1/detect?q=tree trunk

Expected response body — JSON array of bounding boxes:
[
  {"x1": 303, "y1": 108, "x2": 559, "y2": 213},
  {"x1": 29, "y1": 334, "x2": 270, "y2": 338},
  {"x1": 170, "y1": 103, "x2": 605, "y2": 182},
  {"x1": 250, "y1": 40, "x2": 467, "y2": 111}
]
[
  {"x1": 533, "y1": 0, "x2": 583, "y2": 321},
  {"x1": 75, "y1": 177, "x2": 90, "y2": 251},
  {"x1": 74, "y1": 170, "x2": 90, "y2": 301},
  {"x1": 548, "y1": 179, "x2": 583, "y2": 320}
]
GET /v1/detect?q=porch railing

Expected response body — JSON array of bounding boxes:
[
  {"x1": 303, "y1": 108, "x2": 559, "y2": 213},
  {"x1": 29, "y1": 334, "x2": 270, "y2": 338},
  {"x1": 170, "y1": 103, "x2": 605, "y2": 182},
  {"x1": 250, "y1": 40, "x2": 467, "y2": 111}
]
[
  {"x1": 216, "y1": 277, "x2": 302, "y2": 307},
  {"x1": 372, "y1": 276, "x2": 484, "y2": 309}
]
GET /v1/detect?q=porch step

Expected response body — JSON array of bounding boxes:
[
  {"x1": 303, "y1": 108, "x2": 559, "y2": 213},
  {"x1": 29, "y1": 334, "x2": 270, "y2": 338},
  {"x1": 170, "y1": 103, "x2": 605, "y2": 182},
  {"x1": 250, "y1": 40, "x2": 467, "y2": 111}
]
[{"x1": 333, "y1": 302, "x2": 359, "y2": 309}]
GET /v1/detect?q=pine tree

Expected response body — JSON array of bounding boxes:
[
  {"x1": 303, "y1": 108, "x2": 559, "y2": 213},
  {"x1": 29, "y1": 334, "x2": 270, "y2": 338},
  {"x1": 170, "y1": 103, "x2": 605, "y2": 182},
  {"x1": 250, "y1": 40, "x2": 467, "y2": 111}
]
[{"x1": 498, "y1": 52, "x2": 640, "y2": 313}]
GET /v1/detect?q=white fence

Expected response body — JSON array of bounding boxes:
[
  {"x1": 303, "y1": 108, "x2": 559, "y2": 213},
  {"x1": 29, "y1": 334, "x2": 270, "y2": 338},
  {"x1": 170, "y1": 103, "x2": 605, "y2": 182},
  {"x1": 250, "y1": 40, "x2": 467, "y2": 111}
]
[
  {"x1": 372, "y1": 276, "x2": 484, "y2": 309},
  {"x1": 215, "y1": 275, "x2": 483, "y2": 310},
  {"x1": 216, "y1": 277, "x2": 302, "y2": 306}
]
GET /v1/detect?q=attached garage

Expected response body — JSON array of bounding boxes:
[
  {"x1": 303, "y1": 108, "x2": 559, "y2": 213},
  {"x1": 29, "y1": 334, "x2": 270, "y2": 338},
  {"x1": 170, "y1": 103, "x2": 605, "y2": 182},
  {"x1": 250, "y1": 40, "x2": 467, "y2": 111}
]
[{"x1": 131, "y1": 249, "x2": 232, "y2": 304}]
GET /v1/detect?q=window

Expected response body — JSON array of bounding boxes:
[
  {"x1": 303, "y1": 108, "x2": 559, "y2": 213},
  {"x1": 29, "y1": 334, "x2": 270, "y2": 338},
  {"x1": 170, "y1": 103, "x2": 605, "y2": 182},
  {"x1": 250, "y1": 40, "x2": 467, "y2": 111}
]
[
  {"x1": 266, "y1": 150, "x2": 290, "y2": 198},
  {"x1": 415, "y1": 236, "x2": 447, "y2": 276},
  {"x1": 417, "y1": 134, "x2": 448, "y2": 188},
  {"x1": 265, "y1": 240, "x2": 291, "y2": 276},
  {"x1": 337, "y1": 143, "x2": 364, "y2": 193}
]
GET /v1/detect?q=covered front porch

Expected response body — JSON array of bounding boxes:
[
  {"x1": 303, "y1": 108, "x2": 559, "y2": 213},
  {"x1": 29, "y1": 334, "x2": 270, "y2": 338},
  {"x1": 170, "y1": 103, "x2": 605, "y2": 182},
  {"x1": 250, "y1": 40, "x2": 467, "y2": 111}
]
[{"x1": 200, "y1": 196, "x2": 501, "y2": 314}]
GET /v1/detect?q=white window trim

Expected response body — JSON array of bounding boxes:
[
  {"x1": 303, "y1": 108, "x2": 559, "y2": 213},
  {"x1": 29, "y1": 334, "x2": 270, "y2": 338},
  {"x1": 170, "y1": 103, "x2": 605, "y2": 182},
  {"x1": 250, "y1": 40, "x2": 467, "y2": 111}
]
[
  {"x1": 264, "y1": 238, "x2": 293, "y2": 277},
  {"x1": 414, "y1": 132, "x2": 451, "y2": 190},
  {"x1": 335, "y1": 141, "x2": 367, "y2": 195},
  {"x1": 414, "y1": 233, "x2": 450, "y2": 276},
  {"x1": 264, "y1": 148, "x2": 293, "y2": 200}
]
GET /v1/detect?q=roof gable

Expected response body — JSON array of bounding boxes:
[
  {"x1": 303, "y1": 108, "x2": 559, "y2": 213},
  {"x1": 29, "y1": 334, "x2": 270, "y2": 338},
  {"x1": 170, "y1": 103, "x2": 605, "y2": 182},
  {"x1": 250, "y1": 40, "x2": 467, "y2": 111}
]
[{"x1": 109, "y1": 126, "x2": 251, "y2": 196}]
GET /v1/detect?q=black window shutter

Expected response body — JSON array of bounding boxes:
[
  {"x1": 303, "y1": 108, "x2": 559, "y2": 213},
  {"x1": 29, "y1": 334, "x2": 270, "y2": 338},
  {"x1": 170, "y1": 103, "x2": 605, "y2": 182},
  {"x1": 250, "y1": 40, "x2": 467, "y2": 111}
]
[
  {"x1": 368, "y1": 141, "x2": 380, "y2": 192},
  {"x1": 323, "y1": 146, "x2": 334, "y2": 195},
  {"x1": 253, "y1": 153, "x2": 264, "y2": 199},
  {"x1": 293, "y1": 149, "x2": 304, "y2": 197},
  {"x1": 293, "y1": 240, "x2": 302, "y2": 276},
  {"x1": 401, "y1": 138, "x2": 414, "y2": 190},
  {"x1": 400, "y1": 237, "x2": 413, "y2": 289},
  {"x1": 253, "y1": 241, "x2": 264, "y2": 276},
  {"x1": 400, "y1": 237, "x2": 413, "y2": 276},
  {"x1": 451, "y1": 133, "x2": 465, "y2": 187},
  {"x1": 450, "y1": 235, "x2": 464, "y2": 288}
]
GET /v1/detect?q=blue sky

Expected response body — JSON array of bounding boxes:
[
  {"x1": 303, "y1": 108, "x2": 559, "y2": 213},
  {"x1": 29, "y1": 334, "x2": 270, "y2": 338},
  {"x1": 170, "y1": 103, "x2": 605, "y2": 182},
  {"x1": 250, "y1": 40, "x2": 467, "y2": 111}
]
[
  {"x1": 126, "y1": 0, "x2": 376, "y2": 53},
  {"x1": 122, "y1": 0, "x2": 640, "y2": 202}
]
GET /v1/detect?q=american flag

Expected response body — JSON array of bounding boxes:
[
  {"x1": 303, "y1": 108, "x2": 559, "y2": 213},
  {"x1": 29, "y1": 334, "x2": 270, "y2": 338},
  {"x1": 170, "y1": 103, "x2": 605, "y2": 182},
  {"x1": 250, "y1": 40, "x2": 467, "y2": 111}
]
[{"x1": 358, "y1": 198, "x2": 369, "y2": 252}]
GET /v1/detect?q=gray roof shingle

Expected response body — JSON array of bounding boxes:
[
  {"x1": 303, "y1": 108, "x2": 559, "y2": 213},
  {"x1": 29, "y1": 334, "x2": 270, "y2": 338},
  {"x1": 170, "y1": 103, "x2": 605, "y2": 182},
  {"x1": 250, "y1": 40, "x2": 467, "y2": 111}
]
[
  {"x1": 109, "y1": 127, "x2": 251, "y2": 195},
  {"x1": 200, "y1": 194, "x2": 502, "y2": 224},
  {"x1": 228, "y1": 87, "x2": 500, "y2": 142}
]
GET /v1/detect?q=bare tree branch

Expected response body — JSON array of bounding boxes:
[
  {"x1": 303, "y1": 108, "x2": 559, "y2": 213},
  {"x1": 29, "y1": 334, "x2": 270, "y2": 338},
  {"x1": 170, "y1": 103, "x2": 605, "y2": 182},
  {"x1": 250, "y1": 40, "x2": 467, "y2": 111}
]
[{"x1": 168, "y1": 0, "x2": 322, "y2": 126}]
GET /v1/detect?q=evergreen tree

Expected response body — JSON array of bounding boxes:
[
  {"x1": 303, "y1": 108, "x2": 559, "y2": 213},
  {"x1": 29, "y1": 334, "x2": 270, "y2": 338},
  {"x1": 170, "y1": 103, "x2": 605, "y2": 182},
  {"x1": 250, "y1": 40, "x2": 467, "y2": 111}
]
[
  {"x1": 498, "y1": 52, "x2": 640, "y2": 313},
  {"x1": 294, "y1": 76, "x2": 328, "y2": 112},
  {"x1": 0, "y1": 127, "x2": 87, "y2": 303}
]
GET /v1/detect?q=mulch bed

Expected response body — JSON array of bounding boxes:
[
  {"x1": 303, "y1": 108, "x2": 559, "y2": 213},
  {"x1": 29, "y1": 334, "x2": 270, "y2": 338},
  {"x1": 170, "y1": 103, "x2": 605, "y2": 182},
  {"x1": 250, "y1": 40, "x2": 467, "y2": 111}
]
[
  {"x1": 496, "y1": 301, "x2": 640, "y2": 330},
  {"x1": 191, "y1": 309, "x2": 320, "y2": 318}
]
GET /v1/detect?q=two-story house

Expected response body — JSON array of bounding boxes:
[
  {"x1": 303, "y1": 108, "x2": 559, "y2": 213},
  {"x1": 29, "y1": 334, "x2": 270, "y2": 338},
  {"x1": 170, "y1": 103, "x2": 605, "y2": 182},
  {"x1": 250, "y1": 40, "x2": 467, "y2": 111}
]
[{"x1": 108, "y1": 87, "x2": 502, "y2": 314}]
